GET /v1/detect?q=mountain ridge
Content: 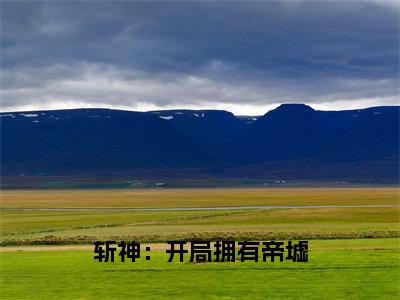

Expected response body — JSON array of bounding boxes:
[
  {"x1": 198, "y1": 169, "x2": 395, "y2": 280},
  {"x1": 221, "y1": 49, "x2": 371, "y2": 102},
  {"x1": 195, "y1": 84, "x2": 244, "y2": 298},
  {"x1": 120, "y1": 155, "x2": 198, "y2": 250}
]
[{"x1": 1, "y1": 104, "x2": 399, "y2": 184}]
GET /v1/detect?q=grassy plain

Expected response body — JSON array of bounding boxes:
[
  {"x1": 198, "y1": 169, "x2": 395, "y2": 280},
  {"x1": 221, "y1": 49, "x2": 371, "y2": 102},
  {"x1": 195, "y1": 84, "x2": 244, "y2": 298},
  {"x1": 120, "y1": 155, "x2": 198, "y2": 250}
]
[
  {"x1": 1, "y1": 188, "x2": 399, "y2": 298},
  {"x1": 1, "y1": 239, "x2": 399, "y2": 299},
  {"x1": 1, "y1": 207, "x2": 399, "y2": 245},
  {"x1": 2, "y1": 187, "x2": 399, "y2": 208},
  {"x1": 1, "y1": 188, "x2": 399, "y2": 245}
]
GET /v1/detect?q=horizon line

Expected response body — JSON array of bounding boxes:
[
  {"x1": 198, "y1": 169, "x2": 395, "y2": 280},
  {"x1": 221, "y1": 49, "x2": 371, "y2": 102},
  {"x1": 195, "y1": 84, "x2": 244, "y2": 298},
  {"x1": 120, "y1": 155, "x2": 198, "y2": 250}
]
[{"x1": 1, "y1": 103, "x2": 399, "y2": 117}]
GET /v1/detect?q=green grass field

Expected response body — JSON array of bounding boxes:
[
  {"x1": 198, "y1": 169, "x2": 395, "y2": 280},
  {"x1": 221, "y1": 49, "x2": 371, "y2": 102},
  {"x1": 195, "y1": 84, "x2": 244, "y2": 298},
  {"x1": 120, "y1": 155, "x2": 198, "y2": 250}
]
[
  {"x1": 1, "y1": 207, "x2": 399, "y2": 245},
  {"x1": 1, "y1": 188, "x2": 399, "y2": 298},
  {"x1": 1, "y1": 239, "x2": 399, "y2": 299}
]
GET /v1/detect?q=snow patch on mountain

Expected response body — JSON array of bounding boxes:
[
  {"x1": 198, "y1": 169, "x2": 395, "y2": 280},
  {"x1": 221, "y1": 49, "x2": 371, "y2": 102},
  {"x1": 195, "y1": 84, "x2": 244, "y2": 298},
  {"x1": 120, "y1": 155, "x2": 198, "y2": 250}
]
[{"x1": 159, "y1": 116, "x2": 174, "y2": 120}]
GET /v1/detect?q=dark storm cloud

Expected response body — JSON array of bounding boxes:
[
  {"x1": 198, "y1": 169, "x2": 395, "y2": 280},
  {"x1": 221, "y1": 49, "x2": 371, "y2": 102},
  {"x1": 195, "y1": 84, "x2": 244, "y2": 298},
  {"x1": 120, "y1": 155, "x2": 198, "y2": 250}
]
[{"x1": 1, "y1": 1, "x2": 399, "y2": 114}]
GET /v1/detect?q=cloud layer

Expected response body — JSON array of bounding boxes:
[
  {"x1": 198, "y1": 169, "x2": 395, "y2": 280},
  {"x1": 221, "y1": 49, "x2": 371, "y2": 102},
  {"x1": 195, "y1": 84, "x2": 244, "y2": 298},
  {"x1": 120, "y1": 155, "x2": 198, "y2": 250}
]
[{"x1": 1, "y1": 1, "x2": 399, "y2": 114}]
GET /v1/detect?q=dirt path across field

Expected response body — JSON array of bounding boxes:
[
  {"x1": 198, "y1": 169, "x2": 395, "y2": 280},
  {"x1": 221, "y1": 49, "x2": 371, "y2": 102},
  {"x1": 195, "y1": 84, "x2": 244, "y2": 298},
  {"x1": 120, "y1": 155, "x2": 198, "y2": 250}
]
[{"x1": 2, "y1": 204, "x2": 399, "y2": 211}]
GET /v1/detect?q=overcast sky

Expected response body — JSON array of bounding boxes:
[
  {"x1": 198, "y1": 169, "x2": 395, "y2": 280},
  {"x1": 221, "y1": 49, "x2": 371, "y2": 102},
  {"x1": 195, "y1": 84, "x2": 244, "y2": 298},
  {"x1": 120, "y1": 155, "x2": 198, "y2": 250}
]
[{"x1": 1, "y1": 0, "x2": 399, "y2": 115}]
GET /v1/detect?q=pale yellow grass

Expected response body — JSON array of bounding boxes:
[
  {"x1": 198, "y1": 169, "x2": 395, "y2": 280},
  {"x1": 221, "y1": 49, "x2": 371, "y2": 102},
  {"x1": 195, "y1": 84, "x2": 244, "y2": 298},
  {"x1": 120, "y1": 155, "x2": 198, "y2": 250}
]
[{"x1": 1, "y1": 187, "x2": 399, "y2": 208}]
